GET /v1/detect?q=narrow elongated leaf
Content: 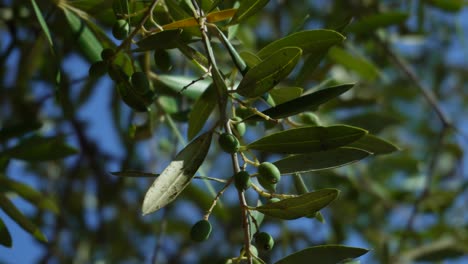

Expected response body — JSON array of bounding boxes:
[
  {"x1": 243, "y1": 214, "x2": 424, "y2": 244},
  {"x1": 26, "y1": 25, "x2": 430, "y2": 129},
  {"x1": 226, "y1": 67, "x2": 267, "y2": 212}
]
[
  {"x1": 255, "y1": 189, "x2": 339, "y2": 220},
  {"x1": 239, "y1": 51, "x2": 262, "y2": 68},
  {"x1": 0, "y1": 178, "x2": 59, "y2": 214},
  {"x1": 426, "y1": 0, "x2": 465, "y2": 12},
  {"x1": 236, "y1": 47, "x2": 302, "y2": 98},
  {"x1": 158, "y1": 9, "x2": 237, "y2": 31},
  {"x1": 274, "y1": 147, "x2": 370, "y2": 174},
  {"x1": 30, "y1": 0, "x2": 53, "y2": 49},
  {"x1": 175, "y1": 41, "x2": 210, "y2": 72},
  {"x1": 0, "y1": 193, "x2": 47, "y2": 243},
  {"x1": 142, "y1": 132, "x2": 212, "y2": 215},
  {"x1": 3, "y1": 136, "x2": 78, "y2": 161},
  {"x1": 275, "y1": 245, "x2": 369, "y2": 264},
  {"x1": 136, "y1": 29, "x2": 183, "y2": 51},
  {"x1": 246, "y1": 125, "x2": 367, "y2": 154},
  {"x1": 155, "y1": 75, "x2": 212, "y2": 99},
  {"x1": 347, "y1": 134, "x2": 399, "y2": 155},
  {"x1": 339, "y1": 112, "x2": 400, "y2": 134},
  {"x1": 257, "y1": 30, "x2": 345, "y2": 59},
  {"x1": 328, "y1": 47, "x2": 381, "y2": 81},
  {"x1": 63, "y1": 9, "x2": 103, "y2": 62},
  {"x1": 0, "y1": 121, "x2": 42, "y2": 142},
  {"x1": 268, "y1": 87, "x2": 303, "y2": 105},
  {"x1": 229, "y1": 0, "x2": 269, "y2": 25},
  {"x1": 188, "y1": 85, "x2": 217, "y2": 140},
  {"x1": 212, "y1": 26, "x2": 248, "y2": 75},
  {"x1": 0, "y1": 217, "x2": 12, "y2": 248},
  {"x1": 246, "y1": 84, "x2": 353, "y2": 121},
  {"x1": 348, "y1": 12, "x2": 408, "y2": 35}
]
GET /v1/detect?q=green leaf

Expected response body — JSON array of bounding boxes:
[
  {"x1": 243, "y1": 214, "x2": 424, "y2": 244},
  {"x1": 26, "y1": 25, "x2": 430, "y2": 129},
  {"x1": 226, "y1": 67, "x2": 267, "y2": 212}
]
[
  {"x1": 0, "y1": 217, "x2": 12, "y2": 248},
  {"x1": 347, "y1": 134, "x2": 399, "y2": 155},
  {"x1": 274, "y1": 147, "x2": 370, "y2": 174},
  {"x1": 348, "y1": 12, "x2": 408, "y2": 35},
  {"x1": 246, "y1": 84, "x2": 353, "y2": 121},
  {"x1": 175, "y1": 41, "x2": 210, "y2": 72},
  {"x1": 414, "y1": 246, "x2": 468, "y2": 261},
  {"x1": 0, "y1": 177, "x2": 59, "y2": 214},
  {"x1": 245, "y1": 125, "x2": 367, "y2": 154},
  {"x1": 3, "y1": 136, "x2": 79, "y2": 161},
  {"x1": 257, "y1": 29, "x2": 345, "y2": 59},
  {"x1": 63, "y1": 8, "x2": 103, "y2": 62},
  {"x1": 239, "y1": 51, "x2": 262, "y2": 68},
  {"x1": 110, "y1": 171, "x2": 159, "y2": 177},
  {"x1": 135, "y1": 29, "x2": 183, "y2": 51},
  {"x1": 142, "y1": 132, "x2": 213, "y2": 215},
  {"x1": 229, "y1": 0, "x2": 269, "y2": 25},
  {"x1": 328, "y1": 47, "x2": 381, "y2": 81},
  {"x1": 212, "y1": 26, "x2": 248, "y2": 75},
  {"x1": 275, "y1": 244, "x2": 369, "y2": 264},
  {"x1": 188, "y1": 84, "x2": 217, "y2": 140},
  {"x1": 249, "y1": 200, "x2": 264, "y2": 239},
  {"x1": 0, "y1": 193, "x2": 48, "y2": 243},
  {"x1": 268, "y1": 87, "x2": 303, "y2": 105},
  {"x1": 30, "y1": 0, "x2": 54, "y2": 49},
  {"x1": 425, "y1": 0, "x2": 465, "y2": 12},
  {"x1": 255, "y1": 189, "x2": 339, "y2": 220},
  {"x1": 339, "y1": 112, "x2": 400, "y2": 134},
  {"x1": 236, "y1": 47, "x2": 302, "y2": 98},
  {"x1": 0, "y1": 121, "x2": 42, "y2": 142},
  {"x1": 112, "y1": 0, "x2": 129, "y2": 19},
  {"x1": 155, "y1": 75, "x2": 212, "y2": 100}
]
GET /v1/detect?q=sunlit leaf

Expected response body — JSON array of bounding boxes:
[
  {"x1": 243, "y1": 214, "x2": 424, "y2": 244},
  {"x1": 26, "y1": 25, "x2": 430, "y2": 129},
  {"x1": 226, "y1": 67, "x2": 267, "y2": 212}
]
[
  {"x1": 188, "y1": 84, "x2": 217, "y2": 140},
  {"x1": 328, "y1": 46, "x2": 381, "y2": 81},
  {"x1": 275, "y1": 244, "x2": 369, "y2": 264},
  {"x1": 245, "y1": 125, "x2": 367, "y2": 154},
  {"x1": 274, "y1": 147, "x2": 370, "y2": 174},
  {"x1": 142, "y1": 132, "x2": 213, "y2": 215},
  {"x1": 0, "y1": 217, "x2": 12, "y2": 248},
  {"x1": 236, "y1": 47, "x2": 302, "y2": 98},
  {"x1": 257, "y1": 29, "x2": 345, "y2": 59},
  {"x1": 30, "y1": 0, "x2": 54, "y2": 49},
  {"x1": 229, "y1": 0, "x2": 269, "y2": 25},
  {"x1": 0, "y1": 193, "x2": 47, "y2": 243},
  {"x1": 347, "y1": 134, "x2": 399, "y2": 155},
  {"x1": 63, "y1": 8, "x2": 103, "y2": 62},
  {"x1": 3, "y1": 136, "x2": 78, "y2": 161},
  {"x1": 155, "y1": 75, "x2": 212, "y2": 99},
  {"x1": 255, "y1": 189, "x2": 339, "y2": 220},
  {"x1": 268, "y1": 87, "x2": 303, "y2": 105},
  {"x1": 246, "y1": 84, "x2": 353, "y2": 121}
]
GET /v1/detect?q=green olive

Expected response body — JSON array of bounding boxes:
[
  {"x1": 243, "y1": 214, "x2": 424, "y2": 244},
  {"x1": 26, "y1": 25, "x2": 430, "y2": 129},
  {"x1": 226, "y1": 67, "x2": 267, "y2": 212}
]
[
  {"x1": 130, "y1": 72, "x2": 151, "y2": 95},
  {"x1": 190, "y1": 219, "x2": 212, "y2": 242},
  {"x1": 231, "y1": 117, "x2": 246, "y2": 136},
  {"x1": 300, "y1": 112, "x2": 320, "y2": 126},
  {"x1": 100, "y1": 48, "x2": 115, "y2": 61},
  {"x1": 258, "y1": 162, "x2": 281, "y2": 184},
  {"x1": 88, "y1": 61, "x2": 108, "y2": 78},
  {"x1": 112, "y1": 19, "x2": 130, "y2": 40},
  {"x1": 240, "y1": 245, "x2": 258, "y2": 257},
  {"x1": 257, "y1": 174, "x2": 276, "y2": 193},
  {"x1": 218, "y1": 133, "x2": 240, "y2": 153},
  {"x1": 154, "y1": 49, "x2": 172, "y2": 72},
  {"x1": 255, "y1": 232, "x2": 274, "y2": 251},
  {"x1": 234, "y1": 171, "x2": 251, "y2": 191}
]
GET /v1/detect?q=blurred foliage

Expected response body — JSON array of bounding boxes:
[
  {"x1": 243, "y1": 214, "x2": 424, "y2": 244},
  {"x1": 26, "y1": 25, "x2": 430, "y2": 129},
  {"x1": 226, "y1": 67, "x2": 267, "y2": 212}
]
[{"x1": 0, "y1": 0, "x2": 467, "y2": 263}]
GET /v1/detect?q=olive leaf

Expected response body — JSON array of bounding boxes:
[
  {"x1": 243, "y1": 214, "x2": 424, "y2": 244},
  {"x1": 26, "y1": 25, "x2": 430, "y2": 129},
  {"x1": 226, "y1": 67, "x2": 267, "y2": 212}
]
[
  {"x1": 229, "y1": 0, "x2": 269, "y2": 25},
  {"x1": 236, "y1": 47, "x2": 302, "y2": 98},
  {"x1": 348, "y1": 12, "x2": 408, "y2": 35},
  {"x1": 0, "y1": 193, "x2": 48, "y2": 243},
  {"x1": 0, "y1": 217, "x2": 12, "y2": 248},
  {"x1": 275, "y1": 244, "x2": 369, "y2": 264},
  {"x1": 347, "y1": 134, "x2": 399, "y2": 155},
  {"x1": 142, "y1": 132, "x2": 212, "y2": 215},
  {"x1": 2, "y1": 136, "x2": 78, "y2": 161},
  {"x1": 274, "y1": 147, "x2": 370, "y2": 174},
  {"x1": 135, "y1": 29, "x2": 183, "y2": 51},
  {"x1": 245, "y1": 84, "x2": 354, "y2": 121},
  {"x1": 245, "y1": 125, "x2": 367, "y2": 154},
  {"x1": 188, "y1": 84, "x2": 217, "y2": 140},
  {"x1": 257, "y1": 29, "x2": 345, "y2": 59},
  {"x1": 254, "y1": 188, "x2": 339, "y2": 220}
]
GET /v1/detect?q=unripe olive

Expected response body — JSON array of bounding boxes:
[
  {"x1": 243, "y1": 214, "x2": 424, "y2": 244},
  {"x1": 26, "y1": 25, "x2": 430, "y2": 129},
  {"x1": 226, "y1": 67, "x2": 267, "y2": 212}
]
[
  {"x1": 218, "y1": 133, "x2": 240, "y2": 153},
  {"x1": 231, "y1": 117, "x2": 246, "y2": 136},
  {"x1": 130, "y1": 72, "x2": 151, "y2": 94},
  {"x1": 240, "y1": 245, "x2": 258, "y2": 257},
  {"x1": 154, "y1": 49, "x2": 172, "y2": 72},
  {"x1": 234, "y1": 171, "x2": 251, "y2": 191},
  {"x1": 88, "y1": 61, "x2": 108, "y2": 78},
  {"x1": 258, "y1": 162, "x2": 281, "y2": 184},
  {"x1": 255, "y1": 232, "x2": 274, "y2": 251},
  {"x1": 257, "y1": 175, "x2": 276, "y2": 193},
  {"x1": 300, "y1": 112, "x2": 320, "y2": 126},
  {"x1": 190, "y1": 219, "x2": 212, "y2": 242},
  {"x1": 112, "y1": 19, "x2": 130, "y2": 40},
  {"x1": 100, "y1": 48, "x2": 115, "y2": 61}
]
